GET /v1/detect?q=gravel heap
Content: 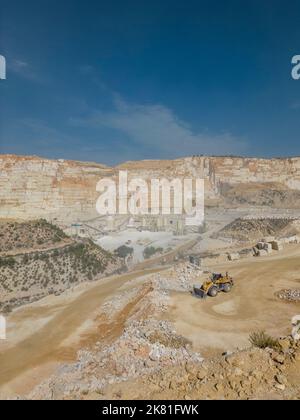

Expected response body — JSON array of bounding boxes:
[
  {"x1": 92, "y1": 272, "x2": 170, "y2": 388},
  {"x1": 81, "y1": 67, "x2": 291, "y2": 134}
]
[
  {"x1": 276, "y1": 289, "x2": 300, "y2": 302},
  {"x1": 153, "y1": 263, "x2": 202, "y2": 292}
]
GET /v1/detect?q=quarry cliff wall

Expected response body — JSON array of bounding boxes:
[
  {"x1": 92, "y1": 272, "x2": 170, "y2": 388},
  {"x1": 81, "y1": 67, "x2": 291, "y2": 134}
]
[
  {"x1": 1, "y1": 154, "x2": 300, "y2": 222},
  {"x1": 0, "y1": 155, "x2": 112, "y2": 222}
]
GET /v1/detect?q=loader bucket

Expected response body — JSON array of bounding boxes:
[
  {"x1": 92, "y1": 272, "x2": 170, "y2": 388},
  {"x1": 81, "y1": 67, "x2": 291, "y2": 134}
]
[{"x1": 193, "y1": 286, "x2": 207, "y2": 299}]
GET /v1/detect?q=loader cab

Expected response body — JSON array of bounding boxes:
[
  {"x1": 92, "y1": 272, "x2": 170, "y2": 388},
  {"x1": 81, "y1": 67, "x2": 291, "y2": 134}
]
[{"x1": 211, "y1": 273, "x2": 222, "y2": 282}]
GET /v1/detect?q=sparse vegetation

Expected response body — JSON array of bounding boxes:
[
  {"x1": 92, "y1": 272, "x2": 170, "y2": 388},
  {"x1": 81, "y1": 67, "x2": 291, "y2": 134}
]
[
  {"x1": 0, "y1": 221, "x2": 123, "y2": 312},
  {"x1": 0, "y1": 256, "x2": 16, "y2": 268},
  {"x1": 215, "y1": 217, "x2": 294, "y2": 242},
  {"x1": 249, "y1": 330, "x2": 280, "y2": 350},
  {"x1": 0, "y1": 219, "x2": 68, "y2": 253}
]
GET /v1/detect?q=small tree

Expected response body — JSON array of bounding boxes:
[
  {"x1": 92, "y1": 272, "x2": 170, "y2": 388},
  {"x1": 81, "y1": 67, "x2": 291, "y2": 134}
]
[
  {"x1": 143, "y1": 246, "x2": 163, "y2": 259},
  {"x1": 115, "y1": 245, "x2": 134, "y2": 259}
]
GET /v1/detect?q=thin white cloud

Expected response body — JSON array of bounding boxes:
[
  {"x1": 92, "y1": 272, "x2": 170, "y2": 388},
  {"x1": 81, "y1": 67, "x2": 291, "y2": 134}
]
[
  {"x1": 74, "y1": 96, "x2": 247, "y2": 158},
  {"x1": 8, "y1": 58, "x2": 42, "y2": 82}
]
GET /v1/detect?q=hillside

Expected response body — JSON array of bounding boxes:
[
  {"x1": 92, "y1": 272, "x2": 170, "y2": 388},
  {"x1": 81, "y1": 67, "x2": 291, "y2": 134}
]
[
  {"x1": 0, "y1": 220, "x2": 123, "y2": 312},
  {"x1": 213, "y1": 217, "x2": 300, "y2": 242},
  {"x1": 0, "y1": 219, "x2": 69, "y2": 254}
]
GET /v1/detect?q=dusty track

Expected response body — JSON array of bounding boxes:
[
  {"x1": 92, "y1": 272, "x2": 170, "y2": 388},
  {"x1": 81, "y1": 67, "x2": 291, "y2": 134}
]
[
  {"x1": 0, "y1": 267, "x2": 162, "y2": 396},
  {"x1": 168, "y1": 245, "x2": 300, "y2": 357}
]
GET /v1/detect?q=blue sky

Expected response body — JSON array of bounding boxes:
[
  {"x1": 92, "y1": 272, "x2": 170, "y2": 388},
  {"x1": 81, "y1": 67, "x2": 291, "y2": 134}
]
[{"x1": 1, "y1": 0, "x2": 300, "y2": 165}]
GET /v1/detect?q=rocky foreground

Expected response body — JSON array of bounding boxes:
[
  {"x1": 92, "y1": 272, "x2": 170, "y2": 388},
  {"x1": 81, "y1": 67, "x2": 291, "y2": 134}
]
[{"x1": 133, "y1": 338, "x2": 300, "y2": 400}]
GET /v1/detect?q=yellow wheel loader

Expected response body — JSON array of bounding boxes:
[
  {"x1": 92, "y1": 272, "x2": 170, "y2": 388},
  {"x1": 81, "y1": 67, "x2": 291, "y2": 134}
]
[{"x1": 193, "y1": 272, "x2": 234, "y2": 299}]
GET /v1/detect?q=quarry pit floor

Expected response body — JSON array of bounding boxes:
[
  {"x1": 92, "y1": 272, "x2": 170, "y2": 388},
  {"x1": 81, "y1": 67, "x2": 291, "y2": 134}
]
[
  {"x1": 167, "y1": 244, "x2": 300, "y2": 357},
  {"x1": 1, "y1": 245, "x2": 300, "y2": 398}
]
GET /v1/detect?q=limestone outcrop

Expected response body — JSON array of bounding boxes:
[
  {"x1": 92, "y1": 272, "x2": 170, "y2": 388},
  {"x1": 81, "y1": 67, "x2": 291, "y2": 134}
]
[
  {"x1": 0, "y1": 155, "x2": 112, "y2": 222},
  {"x1": 1, "y1": 154, "x2": 300, "y2": 222}
]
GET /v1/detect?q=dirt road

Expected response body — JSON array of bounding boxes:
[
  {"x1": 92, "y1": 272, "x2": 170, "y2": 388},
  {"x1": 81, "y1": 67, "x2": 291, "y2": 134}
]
[
  {"x1": 0, "y1": 267, "x2": 162, "y2": 395},
  {"x1": 168, "y1": 245, "x2": 300, "y2": 357}
]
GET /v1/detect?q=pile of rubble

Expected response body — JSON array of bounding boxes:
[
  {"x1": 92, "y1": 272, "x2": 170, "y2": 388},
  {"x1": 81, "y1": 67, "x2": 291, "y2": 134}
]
[
  {"x1": 152, "y1": 263, "x2": 202, "y2": 292},
  {"x1": 97, "y1": 319, "x2": 202, "y2": 377},
  {"x1": 29, "y1": 318, "x2": 203, "y2": 400},
  {"x1": 276, "y1": 289, "x2": 300, "y2": 302},
  {"x1": 214, "y1": 218, "x2": 294, "y2": 243}
]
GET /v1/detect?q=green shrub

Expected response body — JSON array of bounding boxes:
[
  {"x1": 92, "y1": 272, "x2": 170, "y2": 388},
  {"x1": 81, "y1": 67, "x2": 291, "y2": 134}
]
[
  {"x1": 143, "y1": 246, "x2": 163, "y2": 259},
  {"x1": 0, "y1": 257, "x2": 16, "y2": 268},
  {"x1": 115, "y1": 245, "x2": 134, "y2": 259},
  {"x1": 22, "y1": 254, "x2": 29, "y2": 264}
]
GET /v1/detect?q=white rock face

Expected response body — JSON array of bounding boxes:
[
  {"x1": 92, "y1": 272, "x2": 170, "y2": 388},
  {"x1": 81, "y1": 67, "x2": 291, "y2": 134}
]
[
  {"x1": 1, "y1": 154, "x2": 300, "y2": 222},
  {"x1": 0, "y1": 155, "x2": 112, "y2": 222}
]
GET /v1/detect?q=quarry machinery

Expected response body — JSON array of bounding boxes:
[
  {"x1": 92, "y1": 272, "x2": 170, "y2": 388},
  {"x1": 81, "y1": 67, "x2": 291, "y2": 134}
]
[{"x1": 193, "y1": 272, "x2": 234, "y2": 299}]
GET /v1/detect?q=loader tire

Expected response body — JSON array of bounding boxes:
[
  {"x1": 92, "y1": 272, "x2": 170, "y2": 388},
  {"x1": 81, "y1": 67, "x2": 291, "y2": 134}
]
[
  {"x1": 208, "y1": 286, "x2": 218, "y2": 297},
  {"x1": 223, "y1": 283, "x2": 232, "y2": 293}
]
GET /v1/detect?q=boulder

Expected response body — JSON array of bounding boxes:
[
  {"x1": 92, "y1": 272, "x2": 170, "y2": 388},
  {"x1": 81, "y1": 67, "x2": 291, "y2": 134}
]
[
  {"x1": 233, "y1": 368, "x2": 244, "y2": 377},
  {"x1": 275, "y1": 374, "x2": 287, "y2": 385},
  {"x1": 215, "y1": 383, "x2": 224, "y2": 392},
  {"x1": 269, "y1": 240, "x2": 283, "y2": 251},
  {"x1": 149, "y1": 347, "x2": 161, "y2": 361},
  {"x1": 185, "y1": 362, "x2": 197, "y2": 375},
  {"x1": 262, "y1": 236, "x2": 275, "y2": 243},
  {"x1": 196, "y1": 367, "x2": 208, "y2": 381},
  {"x1": 278, "y1": 337, "x2": 291, "y2": 353},
  {"x1": 257, "y1": 249, "x2": 268, "y2": 257},
  {"x1": 271, "y1": 353, "x2": 285, "y2": 364},
  {"x1": 292, "y1": 315, "x2": 300, "y2": 341},
  {"x1": 228, "y1": 253, "x2": 240, "y2": 261},
  {"x1": 263, "y1": 243, "x2": 273, "y2": 253}
]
